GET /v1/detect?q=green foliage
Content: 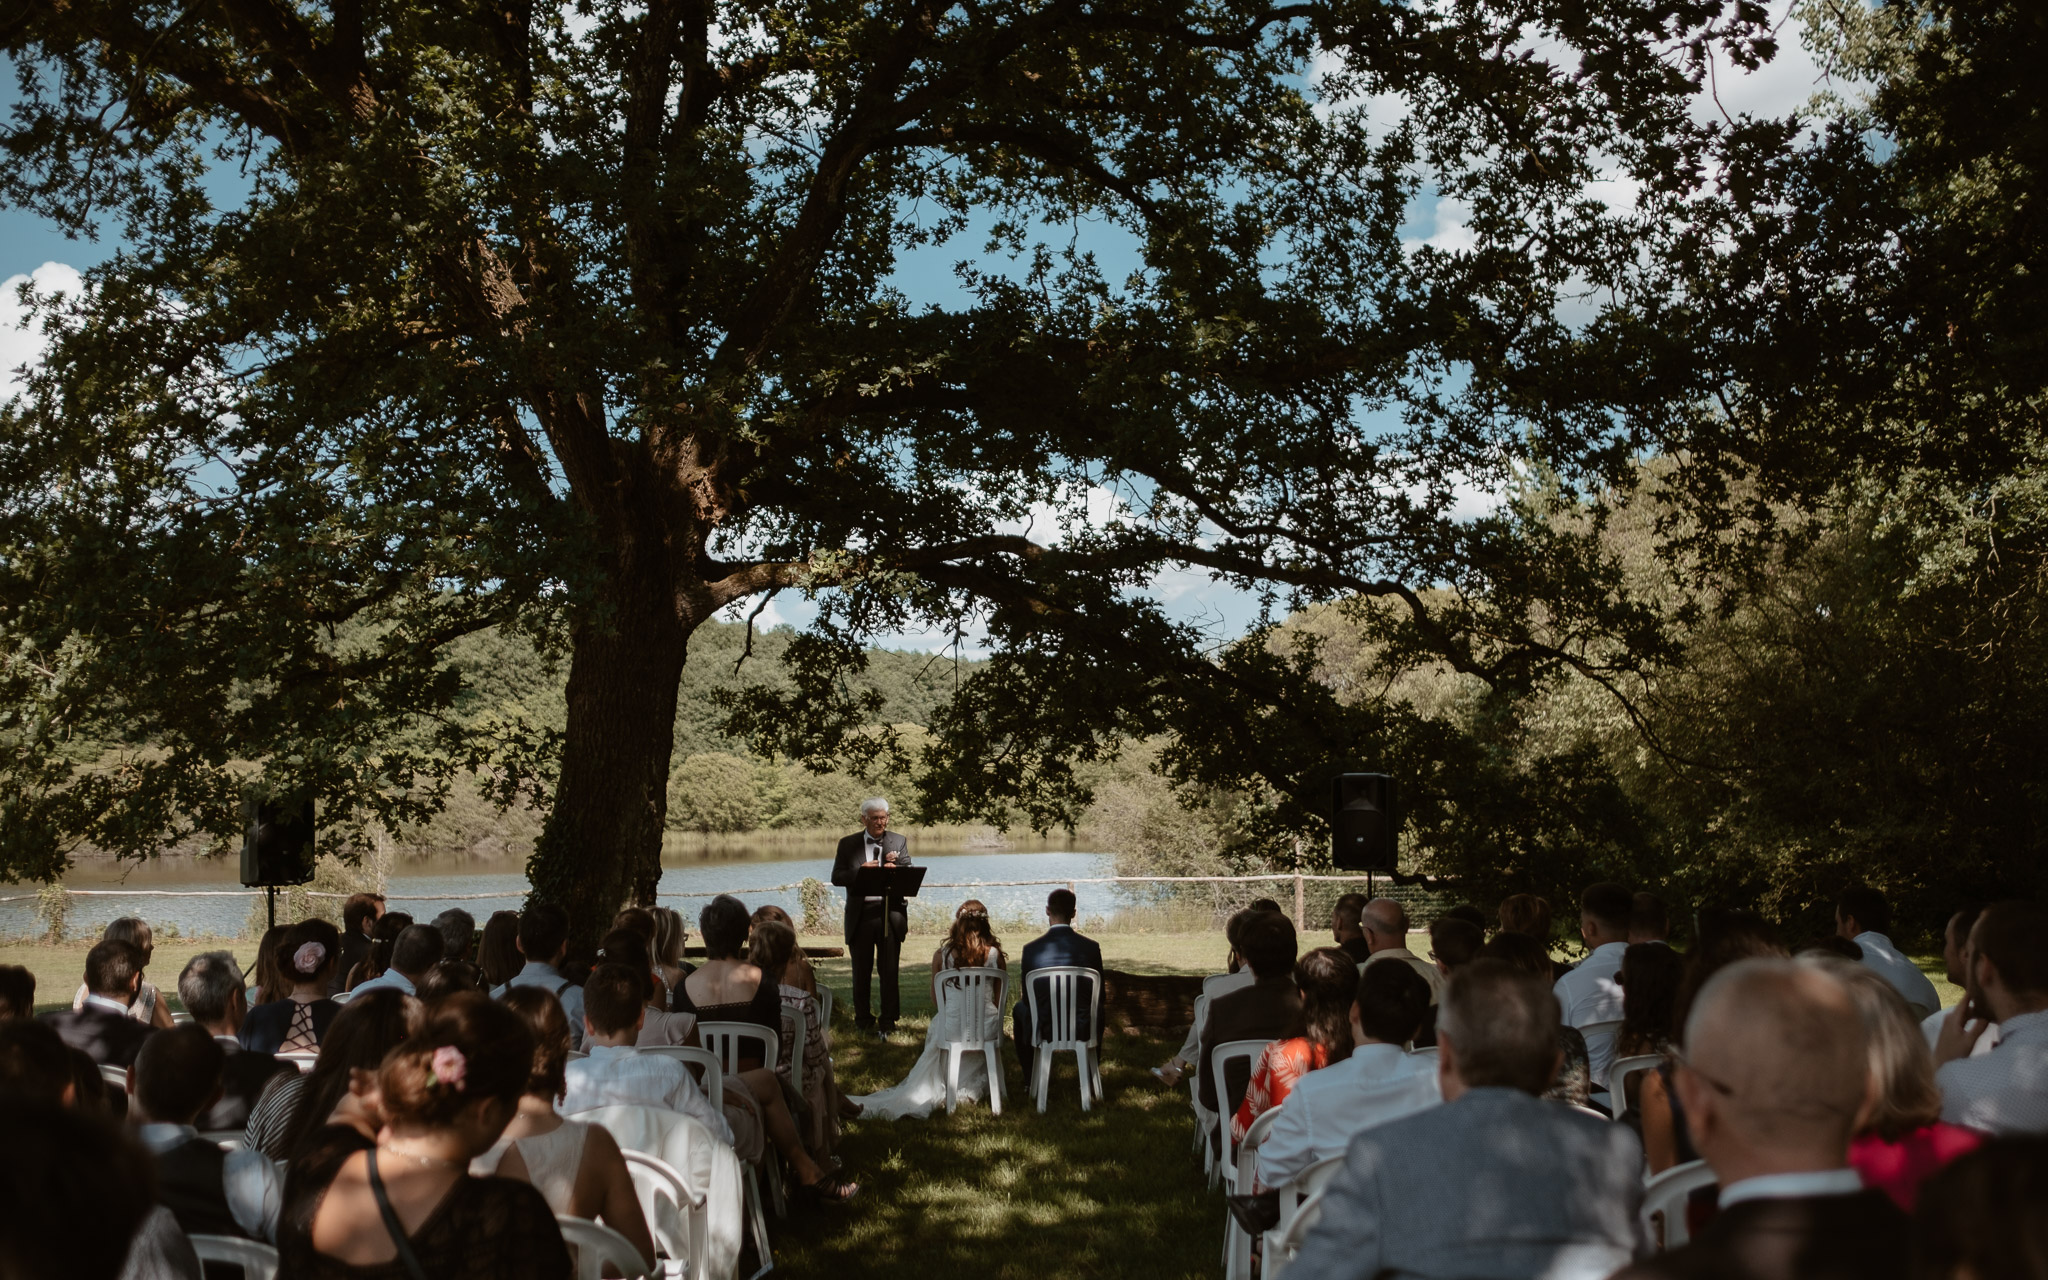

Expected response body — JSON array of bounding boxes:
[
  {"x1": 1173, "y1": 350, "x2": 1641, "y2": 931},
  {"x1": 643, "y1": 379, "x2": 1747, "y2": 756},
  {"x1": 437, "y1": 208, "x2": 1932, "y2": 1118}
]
[
  {"x1": 797, "y1": 877, "x2": 831, "y2": 934},
  {"x1": 665, "y1": 753, "x2": 762, "y2": 835}
]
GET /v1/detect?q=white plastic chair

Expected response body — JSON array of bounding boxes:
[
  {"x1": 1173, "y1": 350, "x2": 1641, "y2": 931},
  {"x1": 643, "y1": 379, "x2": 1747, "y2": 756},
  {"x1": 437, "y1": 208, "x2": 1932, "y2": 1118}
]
[
  {"x1": 1223, "y1": 1104, "x2": 1281, "y2": 1280},
  {"x1": 99, "y1": 1063, "x2": 127, "y2": 1087},
  {"x1": 199, "y1": 1129, "x2": 243, "y2": 1150},
  {"x1": 580, "y1": 1105, "x2": 742, "y2": 1280},
  {"x1": 638, "y1": 1045, "x2": 725, "y2": 1111},
  {"x1": 1023, "y1": 966, "x2": 1102, "y2": 1112},
  {"x1": 278, "y1": 1051, "x2": 319, "y2": 1074},
  {"x1": 1190, "y1": 1070, "x2": 1221, "y2": 1183},
  {"x1": 1264, "y1": 1155, "x2": 1346, "y2": 1280},
  {"x1": 188, "y1": 1234, "x2": 279, "y2": 1280},
  {"x1": 1641, "y1": 1159, "x2": 1716, "y2": 1251},
  {"x1": 814, "y1": 985, "x2": 833, "y2": 1033},
  {"x1": 1209, "y1": 1039, "x2": 1272, "y2": 1193},
  {"x1": 328, "y1": 987, "x2": 354, "y2": 1005},
  {"x1": 172, "y1": 1011, "x2": 194, "y2": 1024},
  {"x1": 1607, "y1": 1053, "x2": 1663, "y2": 1121},
  {"x1": 621, "y1": 1152, "x2": 697, "y2": 1279},
  {"x1": 557, "y1": 1214, "x2": 654, "y2": 1280},
  {"x1": 694, "y1": 1022, "x2": 780, "y2": 1265},
  {"x1": 1407, "y1": 1045, "x2": 1439, "y2": 1062},
  {"x1": 936, "y1": 967, "x2": 1008, "y2": 1116}
]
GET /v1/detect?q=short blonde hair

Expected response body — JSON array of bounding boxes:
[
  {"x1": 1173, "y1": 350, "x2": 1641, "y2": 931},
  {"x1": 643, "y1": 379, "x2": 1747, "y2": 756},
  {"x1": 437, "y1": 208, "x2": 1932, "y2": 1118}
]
[{"x1": 1799, "y1": 956, "x2": 1941, "y2": 1139}]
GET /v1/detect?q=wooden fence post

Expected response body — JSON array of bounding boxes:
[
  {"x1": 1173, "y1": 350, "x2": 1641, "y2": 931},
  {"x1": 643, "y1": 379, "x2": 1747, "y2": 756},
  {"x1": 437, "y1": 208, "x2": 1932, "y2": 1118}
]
[{"x1": 1294, "y1": 872, "x2": 1306, "y2": 932}]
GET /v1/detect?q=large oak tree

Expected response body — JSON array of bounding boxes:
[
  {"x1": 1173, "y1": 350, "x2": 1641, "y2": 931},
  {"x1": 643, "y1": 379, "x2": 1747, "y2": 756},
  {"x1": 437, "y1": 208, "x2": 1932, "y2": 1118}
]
[{"x1": 0, "y1": 0, "x2": 1778, "y2": 934}]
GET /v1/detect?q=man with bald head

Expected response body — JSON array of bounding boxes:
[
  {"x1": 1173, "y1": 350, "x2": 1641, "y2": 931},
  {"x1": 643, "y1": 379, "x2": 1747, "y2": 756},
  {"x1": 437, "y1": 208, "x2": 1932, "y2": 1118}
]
[
  {"x1": 1359, "y1": 897, "x2": 1444, "y2": 1005},
  {"x1": 1613, "y1": 958, "x2": 1909, "y2": 1280}
]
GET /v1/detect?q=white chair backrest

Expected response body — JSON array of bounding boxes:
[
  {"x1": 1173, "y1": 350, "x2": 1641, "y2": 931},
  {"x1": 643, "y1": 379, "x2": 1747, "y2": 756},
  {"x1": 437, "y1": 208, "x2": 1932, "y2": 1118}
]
[
  {"x1": 1267, "y1": 1154, "x2": 1348, "y2": 1280},
  {"x1": 1641, "y1": 1159, "x2": 1717, "y2": 1251},
  {"x1": 815, "y1": 984, "x2": 834, "y2": 1031},
  {"x1": 188, "y1": 1234, "x2": 279, "y2": 1280},
  {"x1": 578, "y1": 1105, "x2": 744, "y2": 1280},
  {"x1": 1023, "y1": 966, "x2": 1102, "y2": 1049},
  {"x1": 637, "y1": 1044, "x2": 723, "y2": 1105},
  {"x1": 1209, "y1": 1039, "x2": 1272, "y2": 1177},
  {"x1": 1407, "y1": 1045, "x2": 1439, "y2": 1061},
  {"x1": 1607, "y1": 1053, "x2": 1664, "y2": 1119},
  {"x1": 622, "y1": 1150, "x2": 698, "y2": 1274},
  {"x1": 198, "y1": 1129, "x2": 243, "y2": 1150},
  {"x1": 99, "y1": 1063, "x2": 127, "y2": 1087},
  {"x1": 278, "y1": 1051, "x2": 319, "y2": 1074},
  {"x1": 1235, "y1": 1103, "x2": 1282, "y2": 1187},
  {"x1": 696, "y1": 1021, "x2": 779, "y2": 1080},
  {"x1": 556, "y1": 1214, "x2": 652, "y2": 1280},
  {"x1": 936, "y1": 967, "x2": 1009, "y2": 1044},
  {"x1": 172, "y1": 1011, "x2": 193, "y2": 1024}
]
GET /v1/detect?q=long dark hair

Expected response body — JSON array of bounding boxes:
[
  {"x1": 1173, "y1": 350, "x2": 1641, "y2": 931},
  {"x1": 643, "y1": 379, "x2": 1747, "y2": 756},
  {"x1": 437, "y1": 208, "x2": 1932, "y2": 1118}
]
[
  {"x1": 947, "y1": 900, "x2": 1001, "y2": 968},
  {"x1": 1618, "y1": 942, "x2": 1684, "y2": 1055},
  {"x1": 284, "y1": 987, "x2": 416, "y2": 1158},
  {"x1": 477, "y1": 911, "x2": 522, "y2": 988},
  {"x1": 1286, "y1": 948, "x2": 1359, "y2": 1063},
  {"x1": 249, "y1": 924, "x2": 290, "y2": 1003}
]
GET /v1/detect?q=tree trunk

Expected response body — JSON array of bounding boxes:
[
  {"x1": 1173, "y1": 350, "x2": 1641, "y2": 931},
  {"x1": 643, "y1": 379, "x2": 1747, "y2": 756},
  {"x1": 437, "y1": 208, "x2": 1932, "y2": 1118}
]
[{"x1": 525, "y1": 559, "x2": 692, "y2": 948}]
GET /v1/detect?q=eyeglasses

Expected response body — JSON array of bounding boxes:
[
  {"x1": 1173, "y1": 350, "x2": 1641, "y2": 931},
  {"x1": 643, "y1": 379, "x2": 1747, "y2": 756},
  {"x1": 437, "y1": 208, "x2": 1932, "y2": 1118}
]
[{"x1": 1669, "y1": 1049, "x2": 1739, "y2": 1099}]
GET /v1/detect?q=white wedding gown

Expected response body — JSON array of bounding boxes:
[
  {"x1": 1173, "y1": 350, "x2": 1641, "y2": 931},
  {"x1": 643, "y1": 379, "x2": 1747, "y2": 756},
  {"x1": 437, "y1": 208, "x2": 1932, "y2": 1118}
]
[{"x1": 851, "y1": 948, "x2": 1007, "y2": 1120}]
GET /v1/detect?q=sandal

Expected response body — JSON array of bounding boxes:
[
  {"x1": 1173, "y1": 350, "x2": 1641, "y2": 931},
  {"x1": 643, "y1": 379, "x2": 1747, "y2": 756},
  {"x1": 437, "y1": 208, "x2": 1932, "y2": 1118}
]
[{"x1": 799, "y1": 1175, "x2": 860, "y2": 1205}]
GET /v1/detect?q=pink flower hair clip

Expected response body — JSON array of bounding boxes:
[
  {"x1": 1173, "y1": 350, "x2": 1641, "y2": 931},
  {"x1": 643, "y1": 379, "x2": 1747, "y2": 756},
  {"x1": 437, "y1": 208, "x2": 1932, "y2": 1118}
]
[
  {"x1": 293, "y1": 942, "x2": 327, "y2": 973},
  {"x1": 429, "y1": 1045, "x2": 468, "y2": 1093}
]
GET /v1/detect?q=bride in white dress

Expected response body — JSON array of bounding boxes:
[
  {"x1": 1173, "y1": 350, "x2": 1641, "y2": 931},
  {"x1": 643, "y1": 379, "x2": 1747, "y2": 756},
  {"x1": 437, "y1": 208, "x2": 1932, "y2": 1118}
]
[{"x1": 851, "y1": 902, "x2": 1008, "y2": 1120}]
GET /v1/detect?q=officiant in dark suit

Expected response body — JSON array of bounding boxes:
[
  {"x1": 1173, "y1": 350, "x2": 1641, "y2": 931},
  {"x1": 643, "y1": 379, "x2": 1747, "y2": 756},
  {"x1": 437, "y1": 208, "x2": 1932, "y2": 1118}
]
[{"x1": 832, "y1": 797, "x2": 913, "y2": 1035}]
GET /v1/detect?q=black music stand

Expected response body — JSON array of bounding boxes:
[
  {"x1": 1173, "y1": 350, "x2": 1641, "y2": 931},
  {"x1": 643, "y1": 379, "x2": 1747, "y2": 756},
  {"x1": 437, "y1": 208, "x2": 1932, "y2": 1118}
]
[{"x1": 848, "y1": 864, "x2": 928, "y2": 942}]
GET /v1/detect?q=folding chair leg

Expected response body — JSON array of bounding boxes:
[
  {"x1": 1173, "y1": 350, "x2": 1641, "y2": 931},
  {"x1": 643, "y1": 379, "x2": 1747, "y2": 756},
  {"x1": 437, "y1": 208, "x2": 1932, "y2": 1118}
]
[
  {"x1": 984, "y1": 1043, "x2": 1003, "y2": 1116},
  {"x1": 1074, "y1": 1048, "x2": 1091, "y2": 1112},
  {"x1": 1034, "y1": 1046, "x2": 1052, "y2": 1113},
  {"x1": 946, "y1": 1045, "x2": 962, "y2": 1115},
  {"x1": 766, "y1": 1148, "x2": 787, "y2": 1218},
  {"x1": 743, "y1": 1163, "x2": 773, "y2": 1272}
]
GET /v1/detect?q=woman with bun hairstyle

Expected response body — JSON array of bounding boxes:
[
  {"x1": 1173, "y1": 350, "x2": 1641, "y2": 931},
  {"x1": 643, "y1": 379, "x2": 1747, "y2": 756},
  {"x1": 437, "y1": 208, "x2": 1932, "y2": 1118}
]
[
  {"x1": 278, "y1": 991, "x2": 574, "y2": 1280},
  {"x1": 241, "y1": 918, "x2": 343, "y2": 1054}
]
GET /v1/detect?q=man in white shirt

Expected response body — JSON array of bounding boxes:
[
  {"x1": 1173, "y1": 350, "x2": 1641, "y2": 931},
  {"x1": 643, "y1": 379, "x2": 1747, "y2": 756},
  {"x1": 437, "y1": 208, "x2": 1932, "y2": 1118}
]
[
  {"x1": 1552, "y1": 881, "x2": 1631, "y2": 1085},
  {"x1": 1258, "y1": 959, "x2": 1439, "y2": 1188},
  {"x1": 560, "y1": 963, "x2": 733, "y2": 1144},
  {"x1": 492, "y1": 903, "x2": 588, "y2": 1049},
  {"x1": 350, "y1": 923, "x2": 442, "y2": 998},
  {"x1": 1921, "y1": 905, "x2": 2001, "y2": 1057},
  {"x1": 1837, "y1": 886, "x2": 1941, "y2": 1015},
  {"x1": 1935, "y1": 900, "x2": 2048, "y2": 1135},
  {"x1": 1612, "y1": 957, "x2": 1910, "y2": 1279},
  {"x1": 127, "y1": 1026, "x2": 282, "y2": 1243},
  {"x1": 1360, "y1": 899, "x2": 1443, "y2": 1004}
]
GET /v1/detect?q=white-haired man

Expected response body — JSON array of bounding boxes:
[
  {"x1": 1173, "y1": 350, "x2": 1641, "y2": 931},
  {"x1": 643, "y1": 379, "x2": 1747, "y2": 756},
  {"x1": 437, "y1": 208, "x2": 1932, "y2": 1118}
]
[{"x1": 831, "y1": 797, "x2": 914, "y2": 1036}]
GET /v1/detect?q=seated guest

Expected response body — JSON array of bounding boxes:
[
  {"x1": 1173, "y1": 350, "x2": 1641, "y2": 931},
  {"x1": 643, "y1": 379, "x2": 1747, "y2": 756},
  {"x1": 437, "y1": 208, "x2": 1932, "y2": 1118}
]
[
  {"x1": 0, "y1": 964, "x2": 33, "y2": 1020},
  {"x1": 345, "y1": 909, "x2": 411, "y2": 990},
  {"x1": 1615, "y1": 940, "x2": 1685, "y2": 1061},
  {"x1": 751, "y1": 918, "x2": 845, "y2": 1154},
  {"x1": 1360, "y1": 899, "x2": 1443, "y2": 1004},
  {"x1": 1499, "y1": 892, "x2": 1571, "y2": 980},
  {"x1": 675, "y1": 903, "x2": 857, "y2": 1201},
  {"x1": 42, "y1": 939, "x2": 156, "y2": 1068},
  {"x1": 1631, "y1": 892, "x2": 1672, "y2": 946},
  {"x1": 71, "y1": 917, "x2": 175, "y2": 1029},
  {"x1": 1233, "y1": 948, "x2": 1357, "y2": 1149},
  {"x1": 247, "y1": 923, "x2": 291, "y2": 1006},
  {"x1": 652, "y1": 905, "x2": 695, "y2": 996},
  {"x1": 247, "y1": 987, "x2": 417, "y2": 1161},
  {"x1": 1911, "y1": 1137, "x2": 2048, "y2": 1280},
  {"x1": 239, "y1": 919, "x2": 342, "y2": 1054},
  {"x1": 1257, "y1": 960, "x2": 1437, "y2": 1189},
  {"x1": 560, "y1": 962, "x2": 733, "y2": 1141},
  {"x1": 128, "y1": 1024, "x2": 282, "y2": 1242},
  {"x1": 0, "y1": 1018, "x2": 78, "y2": 1105},
  {"x1": 1479, "y1": 931, "x2": 1593, "y2": 1106},
  {"x1": 1440, "y1": 903, "x2": 1489, "y2": 932},
  {"x1": 1803, "y1": 958, "x2": 1984, "y2": 1210},
  {"x1": 0, "y1": 1097, "x2": 174, "y2": 1280},
  {"x1": 1013, "y1": 888, "x2": 1106, "y2": 1079},
  {"x1": 1838, "y1": 886, "x2": 1940, "y2": 1015},
  {"x1": 596, "y1": 928, "x2": 695, "y2": 1045},
  {"x1": 477, "y1": 910, "x2": 524, "y2": 990},
  {"x1": 1613, "y1": 958, "x2": 1909, "y2": 1280},
  {"x1": 1331, "y1": 893, "x2": 1373, "y2": 964},
  {"x1": 1799, "y1": 935, "x2": 1865, "y2": 962},
  {"x1": 1289, "y1": 960, "x2": 1646, "y2": 1278},
  {"x1": 416, "y1": 959, "x2": 484, "y2": 1002},
  {"x1": 433, "y1": 908, "x2": 478, "y2": 965},
  {"x1": 1936, "y1": 899, "x2": 2048, "y2": 1134},
  {"x1": 1554, "y1": 880, "x2": 1632, "y2": 1086},
  {"x1": 1923, "y1": 905, "x2": 1998, "y2": 1055},
  {"x1": 336, "y1": 892, "x2": 387, "y2": 995},
  {"x1": 1154, "y1": 909, "x2": 1259, "y2": 1087},
  {"x1": 353, "y1": 923, "x2": 444, "y2": 998},
  {"x1": 477, "y1": 988, "x2": 655, "y2": 1267},
  {"x1": 755, "y1": 903, "x2": 819, "y2": 996},
  {"x1": 276, "y1": 992, "x2": 573, "y2": 1280},
  {"x1": 1199, "y1": 910, "x2": 1301, "y2": 1152},
  {"x1": 1415, "y1": 917, "x2": 1484, "y2": 1045},
  {"x1": 177, "y1": 950, "x2": 295, "y2": 1132},
  {"x1": 494, "y1": 903, "x2": 587, "y2": 1049}
]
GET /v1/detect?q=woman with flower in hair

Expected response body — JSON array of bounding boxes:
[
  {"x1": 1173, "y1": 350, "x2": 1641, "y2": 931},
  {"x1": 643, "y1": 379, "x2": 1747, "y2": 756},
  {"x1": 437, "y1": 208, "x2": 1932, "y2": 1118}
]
[
  {"x1": 278, "y1": 991, "x2": 575, "y2": 1280},
  {"x1": 851, "y1": 899, "x2": 1008, "y2": 1121},
  {"x1": 241, "y1": 918, "x2": 343, "y2": 1054}
]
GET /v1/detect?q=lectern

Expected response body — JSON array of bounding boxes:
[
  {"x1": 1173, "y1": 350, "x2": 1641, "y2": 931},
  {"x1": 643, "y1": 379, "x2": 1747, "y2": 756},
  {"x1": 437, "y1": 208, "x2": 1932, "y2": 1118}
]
[{"x1": 847, "y1": 864, "x2": 928, "y2": 941}]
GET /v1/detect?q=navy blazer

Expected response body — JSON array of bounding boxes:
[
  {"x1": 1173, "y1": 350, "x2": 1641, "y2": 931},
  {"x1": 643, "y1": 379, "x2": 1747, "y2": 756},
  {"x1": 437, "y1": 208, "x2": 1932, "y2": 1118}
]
[{"x1": 1016, "y1": 925, "x2": 1105, "y2": 1042}]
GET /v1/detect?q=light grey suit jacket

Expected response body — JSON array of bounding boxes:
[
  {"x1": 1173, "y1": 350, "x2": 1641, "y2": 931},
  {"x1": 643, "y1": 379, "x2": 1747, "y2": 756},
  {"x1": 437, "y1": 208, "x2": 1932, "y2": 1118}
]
[{"x1": 1288, "y1": 1086, "x2": 1646, "y2": 1280}]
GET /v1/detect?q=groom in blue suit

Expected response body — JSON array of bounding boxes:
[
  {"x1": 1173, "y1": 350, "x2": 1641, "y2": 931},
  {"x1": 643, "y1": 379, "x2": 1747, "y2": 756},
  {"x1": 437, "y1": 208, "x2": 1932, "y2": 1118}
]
[{"x1": 1013, "y1": 888, "x2": 1105, "y2": 1077}]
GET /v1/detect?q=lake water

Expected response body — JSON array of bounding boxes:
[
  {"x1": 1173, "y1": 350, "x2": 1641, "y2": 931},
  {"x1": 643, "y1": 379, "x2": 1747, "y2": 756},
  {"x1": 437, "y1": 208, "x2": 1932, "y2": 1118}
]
[{"x1": 2, "y1": 846, "x2": 1147, "y2": 940}]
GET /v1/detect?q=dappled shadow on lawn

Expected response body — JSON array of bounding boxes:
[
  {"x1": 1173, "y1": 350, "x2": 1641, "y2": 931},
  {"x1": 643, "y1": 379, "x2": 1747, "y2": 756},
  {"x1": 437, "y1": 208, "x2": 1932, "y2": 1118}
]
[{"x1": 768, "y1": 962, "x2": 1217, "y2": 1279}]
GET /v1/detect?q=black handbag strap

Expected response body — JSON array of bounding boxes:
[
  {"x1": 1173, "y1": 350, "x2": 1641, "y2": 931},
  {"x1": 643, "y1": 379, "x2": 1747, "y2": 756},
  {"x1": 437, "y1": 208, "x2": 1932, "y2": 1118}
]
[{"x1": 365, "y1": 1149, "x2": 432, "y2": 1280}]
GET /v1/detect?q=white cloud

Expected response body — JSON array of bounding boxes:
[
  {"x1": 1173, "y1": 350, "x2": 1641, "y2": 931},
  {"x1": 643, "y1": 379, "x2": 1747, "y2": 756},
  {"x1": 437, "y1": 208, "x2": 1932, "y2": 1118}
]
[
  {"x1": 1693, "y1": 1, "x2": 1826, "y2": 126},
  {"x1": 720, "y1": 594, "x2": 787, "y2": 629},
  {"x1": 0, "y1": 261, "x2": 82, "y2": 404}
]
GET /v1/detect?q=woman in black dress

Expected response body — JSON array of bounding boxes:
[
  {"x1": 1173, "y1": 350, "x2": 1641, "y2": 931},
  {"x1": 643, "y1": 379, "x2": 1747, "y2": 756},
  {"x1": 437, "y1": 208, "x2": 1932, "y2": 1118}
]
[
  {"x1": 241, "y1": 918, "x2": 343, "y2": 1054},
  {"x1": 277, "y1": 991, "x2": 571, "y2": 1280}
]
